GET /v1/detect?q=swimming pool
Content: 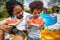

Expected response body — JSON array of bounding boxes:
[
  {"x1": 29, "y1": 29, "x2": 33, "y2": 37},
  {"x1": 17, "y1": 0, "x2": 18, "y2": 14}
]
[{"x1": 39, "y1": 14, "x2": 57, "y2": 26}]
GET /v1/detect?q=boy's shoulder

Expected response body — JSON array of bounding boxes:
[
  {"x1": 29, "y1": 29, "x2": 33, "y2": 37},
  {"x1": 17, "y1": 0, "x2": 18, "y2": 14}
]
[{"x1": 39, "y1": 17, "x2": 45, "y2": 21}]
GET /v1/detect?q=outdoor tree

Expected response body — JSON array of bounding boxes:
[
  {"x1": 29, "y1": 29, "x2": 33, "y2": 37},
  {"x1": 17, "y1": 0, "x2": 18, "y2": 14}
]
[{"x1": 0, "y1": 0, "x2": 24, "y2": 20}]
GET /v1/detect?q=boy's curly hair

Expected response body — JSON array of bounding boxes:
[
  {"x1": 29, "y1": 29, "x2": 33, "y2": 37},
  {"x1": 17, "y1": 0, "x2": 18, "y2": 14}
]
[{"x1": 29, "y1": 1, "x2": 43, "y2": 13}]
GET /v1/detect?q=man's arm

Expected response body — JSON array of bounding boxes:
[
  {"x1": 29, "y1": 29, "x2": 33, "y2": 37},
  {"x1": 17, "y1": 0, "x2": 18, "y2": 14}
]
[
  {"x1": 0, "y1": 24, "x2": 13, "y2": 40},
  {"x1": 0, "y1": 29, "x2": 5, "y2": 40}
]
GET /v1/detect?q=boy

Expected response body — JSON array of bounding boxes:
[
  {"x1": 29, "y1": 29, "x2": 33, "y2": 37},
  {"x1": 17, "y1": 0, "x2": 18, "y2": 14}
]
[{"x1": 28, "y1": 1, "x2": 45, "y2": 40}]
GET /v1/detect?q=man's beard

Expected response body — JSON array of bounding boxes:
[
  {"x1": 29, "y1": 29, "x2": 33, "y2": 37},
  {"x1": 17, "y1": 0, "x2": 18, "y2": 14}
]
[
  {"x1": 16, "y1": 12, "x2": 23, "y2": 19},
  {"x1": 17, "y1": 15, "x2": 23, "y2": 19}
]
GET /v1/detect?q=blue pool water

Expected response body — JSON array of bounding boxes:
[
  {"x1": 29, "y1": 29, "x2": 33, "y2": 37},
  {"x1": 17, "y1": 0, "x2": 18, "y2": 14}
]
[{"x1": 39, "y1": 14, "x2": 57, "y2": 26}]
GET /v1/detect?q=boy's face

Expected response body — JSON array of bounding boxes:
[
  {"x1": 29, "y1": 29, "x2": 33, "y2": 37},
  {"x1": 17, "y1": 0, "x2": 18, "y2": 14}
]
[
  {"x1": 32, "y1": 9, "x2": 41, "y2": 18},
  {"x1": 13, "y1": 5, "x2": 23, "y2": 19}
]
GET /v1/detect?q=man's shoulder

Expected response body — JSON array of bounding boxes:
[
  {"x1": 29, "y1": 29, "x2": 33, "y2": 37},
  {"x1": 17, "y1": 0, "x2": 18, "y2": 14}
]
[{"x1": 23, "y1": 12, "x2": 33, "y2": 18}]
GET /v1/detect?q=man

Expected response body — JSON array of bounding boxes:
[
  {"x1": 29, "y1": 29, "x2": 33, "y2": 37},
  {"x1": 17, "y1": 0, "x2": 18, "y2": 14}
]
[{"x1": 0, "y1": 0, "x2": 32, "y2": 40}]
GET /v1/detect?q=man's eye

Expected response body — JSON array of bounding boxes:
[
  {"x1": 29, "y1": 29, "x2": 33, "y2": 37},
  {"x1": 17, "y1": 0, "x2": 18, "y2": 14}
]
[
  {"x1": 20, "y1": 10, "x2": 22, "y2": 12},
  {"x1": 16, "y1": 10, "x2": 22, "y2": 14}
]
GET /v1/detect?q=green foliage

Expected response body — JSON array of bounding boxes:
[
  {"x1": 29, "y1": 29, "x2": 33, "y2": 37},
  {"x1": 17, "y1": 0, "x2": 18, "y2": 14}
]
[
  {"x1": 0, "y1": 5, "x2": 10, "y2": 18},
  {"x1": 0, "y1": 12, "x2": 3, "y2": 18},
  {"x1": 0, "y1": 1, "x2": 5, "y2": 6},
  {"x1": 0, "y1": 0, "x2": 24, "y2": 20},
  {"x1": 16, "y1": 0, "x2": 24, "y2": 4},
  {"x1": 0, "y1": 0, "x2": 8, "y2": 6},
  {"x1": 52, "y1": 6, "x2": 59, "y2": 9},
  {"x1": 0, "y1": 0, "x2": 24, "y2": 18},
  {"x1": 19, "y1": 0, "x2": 24, "y2": 4},
  {"x1": 25, "y1": 10, "x2": 30, "y2": 13}
]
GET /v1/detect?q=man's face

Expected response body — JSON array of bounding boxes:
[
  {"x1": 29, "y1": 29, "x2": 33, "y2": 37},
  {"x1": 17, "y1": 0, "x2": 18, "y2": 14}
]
[
  {"x1": 13, "y1": 5, "x2": 23, "y2": 19},
  {"x1": 32, "y1": 9, "x2": 41, "y2": 18}
]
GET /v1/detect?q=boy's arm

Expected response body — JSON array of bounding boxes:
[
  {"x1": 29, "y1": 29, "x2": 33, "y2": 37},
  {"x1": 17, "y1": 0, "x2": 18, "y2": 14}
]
[
  {"x1": 40, "y1": 22, "x2": 45, "y2": 30},
  {"x1": 38, "y1": 22, "x2": 45, "y2": 30},
  {"x1": 27, "y1": 20, "x2": 32, "y2": 29},
  {"x1": 41, "y1": 19, "x2": 45, "y2": 29}
]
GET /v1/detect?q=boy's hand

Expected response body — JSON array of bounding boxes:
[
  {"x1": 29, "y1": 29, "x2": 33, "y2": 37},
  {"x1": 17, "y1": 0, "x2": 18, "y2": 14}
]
[
  {"x1": 39, "y1": 24, "x2": 45, "y2": 29},
  {"x1": 27, "y1": 19, "x2": 32, "y2": 29}
]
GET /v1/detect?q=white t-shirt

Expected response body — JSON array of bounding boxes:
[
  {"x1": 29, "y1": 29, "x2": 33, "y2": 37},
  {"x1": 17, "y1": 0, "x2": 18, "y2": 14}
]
[{"x1": 16, "y1": 12, "x2": 32, "y2": 30}]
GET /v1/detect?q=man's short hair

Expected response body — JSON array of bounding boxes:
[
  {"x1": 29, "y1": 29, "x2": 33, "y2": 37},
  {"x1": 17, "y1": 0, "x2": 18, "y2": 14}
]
[{"x1": 29, "y1": 1, "x2": 43, "y2": 13}]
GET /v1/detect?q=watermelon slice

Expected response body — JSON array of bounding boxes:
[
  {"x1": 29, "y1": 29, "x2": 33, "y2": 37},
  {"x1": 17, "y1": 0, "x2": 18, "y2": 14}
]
[
  {"x1": 6, "y1": 19, "x2": 20, "y2": 26},
  {"x1": 31, "y1": 18, "x2": 44, "y2": 26}
]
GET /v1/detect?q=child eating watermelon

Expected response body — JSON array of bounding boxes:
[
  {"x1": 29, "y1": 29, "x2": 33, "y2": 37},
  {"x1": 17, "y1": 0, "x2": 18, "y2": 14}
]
[{"x1": 27, "y1": 1, "x2": 45, "y2": 40}]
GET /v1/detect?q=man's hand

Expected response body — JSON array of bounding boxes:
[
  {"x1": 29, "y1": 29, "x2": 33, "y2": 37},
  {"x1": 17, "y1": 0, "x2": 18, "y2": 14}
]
[{"x1": 0, "y1": 25, "x2": 13, "y2": 33}]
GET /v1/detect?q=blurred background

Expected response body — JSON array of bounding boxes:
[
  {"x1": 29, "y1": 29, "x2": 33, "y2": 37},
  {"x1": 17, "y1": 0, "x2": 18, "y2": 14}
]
[{"x1": 0, "y1": 0, "x2": 60, "y2": 19}]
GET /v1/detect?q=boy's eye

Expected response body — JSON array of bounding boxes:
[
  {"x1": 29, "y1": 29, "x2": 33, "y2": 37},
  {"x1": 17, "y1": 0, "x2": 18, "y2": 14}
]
[{"x1": 38, "y1": 13, "x2": 40, "y2": 14}]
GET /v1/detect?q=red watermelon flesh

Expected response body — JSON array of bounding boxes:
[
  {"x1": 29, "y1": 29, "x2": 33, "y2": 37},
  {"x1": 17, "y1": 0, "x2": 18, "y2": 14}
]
[
  {"x1": 6, "y1": 19, "x2": 20, "y2": 26},
  {"x1": 31, "y1": 18, "x2": 44, "y2": 26}
]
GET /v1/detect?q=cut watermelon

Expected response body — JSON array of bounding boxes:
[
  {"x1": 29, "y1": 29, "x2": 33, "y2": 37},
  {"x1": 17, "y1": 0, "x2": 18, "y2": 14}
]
[
  {"x1": 6, "y1": 19, "x2": 20, "y2": 26},
  {"x1": 31, "y1": 18, "x2": 44, "y2": 26}
]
